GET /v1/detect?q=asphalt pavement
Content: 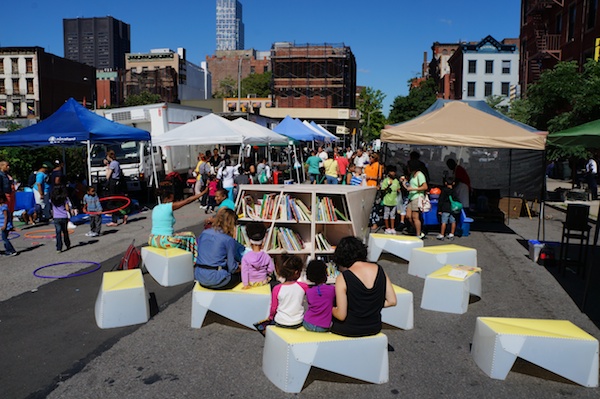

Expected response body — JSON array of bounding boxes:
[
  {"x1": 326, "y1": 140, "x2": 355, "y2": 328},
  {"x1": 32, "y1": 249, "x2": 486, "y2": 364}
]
[{"x1": 1, "y1": 199, "x2": 599, "y2": 399}]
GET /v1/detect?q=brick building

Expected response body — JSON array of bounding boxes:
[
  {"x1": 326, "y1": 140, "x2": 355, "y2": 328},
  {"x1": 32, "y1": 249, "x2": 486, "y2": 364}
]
[
  {"x1": 205, "y1": 49, "x2": 270, "y2": 100},
  {"x1": 520, "y1": 0, "x2": 600, "y2": 90},
  {"x1": 270, "y1": 43, "x2": 357, "y2": 109},
  {"x1": 0, "y1": 47, "x2": 95, "y2": 127}
]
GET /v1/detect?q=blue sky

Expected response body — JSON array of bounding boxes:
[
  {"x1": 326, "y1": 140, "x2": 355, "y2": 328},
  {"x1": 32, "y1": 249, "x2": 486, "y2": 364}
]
[{"x1": 1, "y1": 0, "x2": 522, "y2": 115}]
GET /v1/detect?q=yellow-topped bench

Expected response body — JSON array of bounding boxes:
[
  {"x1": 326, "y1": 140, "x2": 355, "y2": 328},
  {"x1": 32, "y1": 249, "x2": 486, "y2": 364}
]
[
  {"x1": 94, "y1": 269, "x2": 149, "y2": 329},
  {"x1": 420, "y1": 265, "x2": 482, "y2": 314},
  {"x1": 262, "y1": 326, "x2": 388, "y2": 393},
  {"x1": 367, "y1": 233, "x2": 424, "y2": 262},
  {"x1": 472, "y1": 317, "x2": 599, "y2": 387},
  {"x1": 191, "y1": 282, "x2": 271, "y2": 329},
  {"x1": 408, "y1": 244, "x2": 477, "y2": 278},
  {"x1": 141, "y1": 246, "x2": 194, "y2": 287},
  {"x1": 381, "y1": 284, "x2": 414, "y2": 329}
]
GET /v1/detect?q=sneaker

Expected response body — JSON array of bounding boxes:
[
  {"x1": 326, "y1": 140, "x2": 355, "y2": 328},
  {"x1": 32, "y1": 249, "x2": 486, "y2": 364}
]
[
  {"x1": 85, "y1": 232, "x2": 93, "y2": 237},
  {"x1": 384, "y1": 228, "x2": 392, "y2": 234},
  {"x1": 436, "y1": 234, "x2": 444, "y2": 240},
  {"x1": 419, "y1": 232, "x2": 426, "y2": 239},
  {"x1": 90, "y1": 232, "x2": 100, "y2": 237},
  {"x1": 5, "y1": 251, "x2": 18, "y2": 257},
  {"x1": 56, "y1": 250, "x2": 62, "y2": 253},
  {"x1": 447, "y1": 233, "x2": 455, "y2": 240}
]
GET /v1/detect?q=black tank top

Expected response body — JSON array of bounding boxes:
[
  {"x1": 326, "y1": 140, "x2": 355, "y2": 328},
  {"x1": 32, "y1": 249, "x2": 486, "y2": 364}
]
[{"x1": 331, "y1": 264, "x2": 386, "y2": 337}]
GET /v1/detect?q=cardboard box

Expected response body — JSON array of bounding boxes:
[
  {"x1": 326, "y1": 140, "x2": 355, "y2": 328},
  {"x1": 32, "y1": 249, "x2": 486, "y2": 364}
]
[{"x1": 498, "y1": 197, "x2": 523, "y2": 219}]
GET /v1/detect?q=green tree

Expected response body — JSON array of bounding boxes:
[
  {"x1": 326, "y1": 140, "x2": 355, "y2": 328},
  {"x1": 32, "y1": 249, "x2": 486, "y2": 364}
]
[
  {"x1": 241, "y1": 72, "x2": 272, "y2": 98},
  {"x1": 356, "y1": 87, "x2": 386, "y2": 142},
  {"x1": 213, "y1": 76, "x2": 237, "y2": 98},
  {"x1": 388, "y1": 78, "x2": 437, "y2": 125},
  {"x1": 124, "y1": 91, "x2": 162, "y2": 107},
  {"x1": 485, "y1": 95, "x2": 508, "y2": 115}
]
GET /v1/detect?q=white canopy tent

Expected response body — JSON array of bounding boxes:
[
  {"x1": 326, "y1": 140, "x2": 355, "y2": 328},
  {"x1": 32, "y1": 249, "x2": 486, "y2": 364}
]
[{"x1": 231, "y1": 118, "x2": 290, "y2": 146}]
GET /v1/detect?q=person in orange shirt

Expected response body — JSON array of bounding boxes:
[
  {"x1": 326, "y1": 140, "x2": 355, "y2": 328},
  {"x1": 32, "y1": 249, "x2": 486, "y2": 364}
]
[{"x1": 364, "y1": 153, "x2": 383, "y2": 187}]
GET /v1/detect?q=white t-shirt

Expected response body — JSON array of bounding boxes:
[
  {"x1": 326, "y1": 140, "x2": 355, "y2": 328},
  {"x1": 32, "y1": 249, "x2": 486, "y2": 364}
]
[
  {"x1": 217, "y1": 165, "x2": 239, "y2": 188},
  {"x1": 587, "y1": 159, "x2": 597, "y2": 174},
  {"x1": 318, "y1": 151, "x2": 328, "y2": 161},
  {"x1": 354, "y1": 153, "x2": 370, "y2": 168},
  {"x1": 271, "y1": 281, "x2": 308, "y2": 326}
]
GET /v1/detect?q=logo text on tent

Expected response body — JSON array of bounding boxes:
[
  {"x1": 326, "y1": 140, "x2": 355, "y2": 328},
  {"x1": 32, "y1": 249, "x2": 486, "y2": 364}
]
[{"x1": 48, "y1": 136, "x2": 77, "y2": 144}]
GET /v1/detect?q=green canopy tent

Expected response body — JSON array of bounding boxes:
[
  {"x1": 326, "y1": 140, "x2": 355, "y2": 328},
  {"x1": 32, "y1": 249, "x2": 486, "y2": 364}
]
[{"x1": 548, "y1": 118, "x2": 600, "y2": 310}]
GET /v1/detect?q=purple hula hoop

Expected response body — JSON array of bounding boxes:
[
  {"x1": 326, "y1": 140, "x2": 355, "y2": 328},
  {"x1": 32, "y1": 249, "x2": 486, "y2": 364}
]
[
  {"x1": 8, "y1": 232, "x2": 20, "y2": 240},
  {"x1": 33, "y1": 261, "x2": 102, "y2": 279}
]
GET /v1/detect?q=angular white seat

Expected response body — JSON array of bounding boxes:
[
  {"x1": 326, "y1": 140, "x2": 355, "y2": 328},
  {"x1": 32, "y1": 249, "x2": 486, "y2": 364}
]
[
  {"x1": 141, "y1": 246, "x2": 194, "y2": 287},
  {"x1": 191, "y1": 282, "x2": 271, "y2": 329},
  {"x1": 408, "y1": 244, "x2": 477, "y2": 278},
  {"x1": 420, "y1": 265, "x2": 482, "y2": 314},
  {"x1": 367, "y1": 233, "x2": 424, "y2": 262},
  {"x1": 263, "y1": 326, "x2": 388, "y2": 393},
  {"x1": 381, "y1": 284, "x2": 414, "y2": 330},
  {"x1": 472, "y1": 317, "x2": 599, "y2": 387},
  {"x1": 95, "y1": 269, "x2": 149, "y2": 329}
]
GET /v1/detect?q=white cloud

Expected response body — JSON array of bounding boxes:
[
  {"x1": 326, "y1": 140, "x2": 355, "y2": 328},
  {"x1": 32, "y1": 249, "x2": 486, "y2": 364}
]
[{"x1": 439, "y1": 18, "x2": 453, "y2": 26}]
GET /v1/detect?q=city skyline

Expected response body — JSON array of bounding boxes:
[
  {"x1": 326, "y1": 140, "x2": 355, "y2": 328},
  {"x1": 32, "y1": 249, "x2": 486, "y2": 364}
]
[{"x1": 0, "y1": 0, "x2": 522, "y2": 114}]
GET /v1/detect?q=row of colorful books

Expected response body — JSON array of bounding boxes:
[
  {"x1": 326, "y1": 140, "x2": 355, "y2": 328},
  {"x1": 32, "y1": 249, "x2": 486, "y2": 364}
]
[
  {"x1": 316, "y1": 197, "x2": 348, "y2": 222},
  {"x1": 240, "y1": 193, "x2": 312, "y2": 222},
  {"x1": 276, "y1": 195, "x2": 311, "y2": 222},
  {"x1": 314, "y1": 233, "x2": 333, "y2": 252},
  {"x1": 235, "y1": 225, "x2": 250, "y2": 247},
  {"x1": 266, "y1": 226, "x2": 305, "y2": 252}
]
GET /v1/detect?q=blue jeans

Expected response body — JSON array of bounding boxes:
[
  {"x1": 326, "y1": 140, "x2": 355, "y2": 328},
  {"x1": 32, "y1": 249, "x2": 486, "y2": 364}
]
[
  {"x1": 54, "y1": 218, "x2": 71, "y2": 251},
  {"x1": 2, "y1": 229, "x2": 16, "y2": 254},
  {"x1": 303, "y1": 320, "x2": 329, "y2": 332},
  {"x1": 326, "y1": 176, "x2": 338, "y2": 185}
]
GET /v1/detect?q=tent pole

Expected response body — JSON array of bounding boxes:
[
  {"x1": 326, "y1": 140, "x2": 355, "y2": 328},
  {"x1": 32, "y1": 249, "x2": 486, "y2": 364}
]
[
  {"x1": 86, "y1": 140, "x2": 92, "y2": 187},
  {"x1": 537, "y1": 150, "x2": 547, "y2": 241},
  {"x1": 508, "y1": 149, "x2": 512, "y2": 226},
  {"x1": 150, "y1": 140, "x2": 159, "y2": 204}
]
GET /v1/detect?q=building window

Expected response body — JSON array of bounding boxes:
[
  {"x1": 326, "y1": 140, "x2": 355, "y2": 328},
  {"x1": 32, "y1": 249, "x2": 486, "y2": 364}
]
[
  {"x1": 13, "y1": 102, "x2": 21, "y2": 116},
  {"x1": 25, "y1": 58, "x2": 33, "y2": 73},
  {"x1": 12, "y1": 79, "x2": 19, "y2": 94},
  {"x1": 502, "y1": 60, "x2": 511, "y2": 74},
  {"x1": 484, "y1": 82, "x2": 493, "y2": 97},
  {"x1": 467, "y1": 82, "x2": 476, "y2": 97},
  {"x1": 468, "y1": 60, "x2": 476, "y2": 74},
  {"x1": 485, "y1": 60, "x2": 493, "y2": 74},
  {"x1": 0, "y1": 80, "x2": 5, "y2": 94},
  {"x1": 11, "y1": 58, "x2": 18, "y2": 73},
  {"x1": 26, "y1": 78, "x2": 34, "y2": 94},
  {"x1": 568, "y1": 5, "x2": 576, "y2": 41},
  {"x1": 501, "y1": 82, "x2": 510, "y2": 96},
  {"x1": 0, "y1": 61, "x2": 4, "y2": 74},
  {"x1": 263, "y1": 65, "x2": 268, "y2": 73},
  {"x1": 0, "y1": 102, "x2": 6, "y2": 115},
  {"x1": 556, "y1": 14, "x2": 563, "y2": 35},
  {"x1": 250, "y1": 66, "x2": 255, "y2": 74},
  {"x1": 26, "y1": 101, "x2": 35, "y2": 115},
  {"x1": 587, "y1": 0, "x2": 597, "y2": 30}
]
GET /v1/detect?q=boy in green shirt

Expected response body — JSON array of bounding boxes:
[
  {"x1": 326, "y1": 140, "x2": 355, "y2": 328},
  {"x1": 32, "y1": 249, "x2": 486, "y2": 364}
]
[{"x1": 380, "y1": 165, "x2": 401, "y2": 234}]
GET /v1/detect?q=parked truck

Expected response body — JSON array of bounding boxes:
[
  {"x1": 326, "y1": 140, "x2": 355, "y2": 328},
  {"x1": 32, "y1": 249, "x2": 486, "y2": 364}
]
[{"x1": 91, "y1": 103, "x2": 213, "y2": 192}]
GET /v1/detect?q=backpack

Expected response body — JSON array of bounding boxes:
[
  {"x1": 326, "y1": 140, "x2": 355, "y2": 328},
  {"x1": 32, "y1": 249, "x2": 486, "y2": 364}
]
[
  {"x1": 258, "y1": 170, "x2": 268, "y2": 184},
  {"x1": 27, "y1": 171, "x2": 38, "y2": 188},
  {"x1": 116, "y1": 239, "x2": 141, "y2": 270}
]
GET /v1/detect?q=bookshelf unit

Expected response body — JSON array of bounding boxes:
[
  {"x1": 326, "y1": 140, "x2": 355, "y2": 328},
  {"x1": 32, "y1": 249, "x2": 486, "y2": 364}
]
[{"x1": 235, "y1": 184, "x2": 377, "y2": 259}]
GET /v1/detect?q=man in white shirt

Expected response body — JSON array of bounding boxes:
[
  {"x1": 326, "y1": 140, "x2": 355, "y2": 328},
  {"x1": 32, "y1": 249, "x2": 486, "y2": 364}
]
[
  {"x1": 353, "y1": 148, "x2": 370, "y2": 168},
  {"x1": 586, "y1": 156, "x2": 598, "y2": 200},
  {"x1": 317, "y1": 146, "x2": 328, "y2": 162}
]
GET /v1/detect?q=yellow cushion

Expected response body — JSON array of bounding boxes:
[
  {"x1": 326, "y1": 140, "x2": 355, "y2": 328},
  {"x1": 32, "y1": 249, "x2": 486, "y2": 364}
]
[
  {"x1": 479, "y1": 317, "x2": 597, "y2": 341},
  {"x1": 269, "y1": 326, "x2": 386, "y2": 344},
  {"x1": 370, "y1": 233, "x2": 422, "y2": 241},
  {"x1": 144, "y1": 246, "x2": 189, "y2": 257},
  {"x1": 193, "y1": 281, "x2": 271, "y2": 295},
  {"x1": 415, "y1": 244, "x2": 474, "y2": 254},
  {"x1": 428, "y1": 265, "x2": 481, "y2": 281},
  {"x1": 102, "y1": 269, "x2": 144, "y2": 291}
]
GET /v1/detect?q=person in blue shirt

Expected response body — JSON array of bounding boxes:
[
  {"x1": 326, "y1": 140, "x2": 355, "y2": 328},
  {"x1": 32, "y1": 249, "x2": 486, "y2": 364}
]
[
  {"x1": 215, "y1": 188, "x2": 236, "y2": 211},
  {"x1": 33, "y1": 162, "x2": 51, "y2": 221},
  {"x1": 148, "y1": 182, "x2": 203, "y2": 261},
  {"x1": 195, "y1": 207, "x2": 245, "y2": 290}
]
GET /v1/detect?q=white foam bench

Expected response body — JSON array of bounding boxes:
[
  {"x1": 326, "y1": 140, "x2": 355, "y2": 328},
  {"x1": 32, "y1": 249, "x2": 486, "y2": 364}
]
[
  {"x1": 420, "y1": 265, "x2": 482, "y2": 314},
  {"x1": 408, "y1": 244, "x2": 477, "y2": 278},
  {"x1": 367, "y1": 233, "x2": 424, "y2": 262},
  {"x1": 263, "y1": 326, "x2": 388, "y2": 393},
  {"x1": 141, "y1": 246, "x2": 194, "y2": 287},
  {"x1": 472, "y1": 317, "x2": 599, "y2": 387},
  {"x1": 191, "y1": 282, "x2": 271, "y2": 329},
  {"x1": 95, "y1": 269, "x2": 149, "y2": 329},
  {"x1": 381, "y1": 284, "x2": 414, "y2": 330}
]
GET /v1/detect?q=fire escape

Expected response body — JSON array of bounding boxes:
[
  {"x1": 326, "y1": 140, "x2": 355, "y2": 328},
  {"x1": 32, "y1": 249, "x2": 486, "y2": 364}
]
[{"x1": 525, "y1": 0, "x2": 564, "y2": 83}]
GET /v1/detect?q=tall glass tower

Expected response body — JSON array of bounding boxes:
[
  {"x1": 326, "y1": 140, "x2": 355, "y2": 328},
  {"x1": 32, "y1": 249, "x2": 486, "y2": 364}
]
[{"x1": 216, "y1": 0, "x2": 244, "y2": 51}]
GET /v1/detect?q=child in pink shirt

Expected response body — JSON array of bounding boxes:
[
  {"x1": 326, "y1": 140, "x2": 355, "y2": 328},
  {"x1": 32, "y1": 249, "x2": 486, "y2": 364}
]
[
  {"x1": 303, "y1": 260, "x2": 335, "y2": 332},
  {"x1": 206, "y1": 175, "x2": 218, "y2": 214}
]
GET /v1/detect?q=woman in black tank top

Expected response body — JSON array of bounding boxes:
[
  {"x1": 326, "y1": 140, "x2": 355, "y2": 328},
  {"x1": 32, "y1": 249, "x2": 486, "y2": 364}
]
[{"x1": 331, "y1": 237, "x2": 397, "y2": 337}]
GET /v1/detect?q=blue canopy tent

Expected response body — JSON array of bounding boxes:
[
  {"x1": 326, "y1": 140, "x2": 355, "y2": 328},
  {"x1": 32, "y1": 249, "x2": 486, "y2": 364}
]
[
  {"x1": 309, "y1": 121, "x2": 339, "y2": 141},
  {"x1": 0, "y1": 98, "x2": 153, "y2": 186}
]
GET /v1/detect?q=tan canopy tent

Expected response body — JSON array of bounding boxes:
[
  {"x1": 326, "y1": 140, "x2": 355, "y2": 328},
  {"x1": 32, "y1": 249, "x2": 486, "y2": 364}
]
[{"x1": 381, "y1": 101, "x2": 547, "y2": 150}]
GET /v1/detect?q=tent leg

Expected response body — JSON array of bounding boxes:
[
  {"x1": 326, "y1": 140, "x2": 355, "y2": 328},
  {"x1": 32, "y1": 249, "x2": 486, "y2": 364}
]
[{"x1": 86, "y1": 141, "x2": 92, "y2": 187}]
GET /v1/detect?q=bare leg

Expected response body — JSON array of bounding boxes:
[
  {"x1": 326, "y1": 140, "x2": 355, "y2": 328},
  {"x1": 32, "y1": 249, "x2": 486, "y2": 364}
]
[
  {"x1": 450, "y1": 223, "x2": 456, "y2": 235},
  {"x1": 411, "y1": 211, "x2": 421, "y2": 236},
  {"x1": 440, "y1": 222, "x2": 447, "y2": 236}
]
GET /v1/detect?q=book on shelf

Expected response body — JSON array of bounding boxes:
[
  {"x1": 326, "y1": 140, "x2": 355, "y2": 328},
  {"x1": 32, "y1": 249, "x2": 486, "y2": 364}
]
[
  {"x1": 267, "y1": 226, "x2": 305, "y2": 252},
  {"x1": 274, "y1": 195, "x2": 311, "y2": 222},
  {"x1": 315, "y1": 233, "x2": 333, "y2": 252},
  {"x1": 236, "y1": 225, "x2": 250, "y2": 247},
  {"x1": 316, "y1": 196, "x2": 348, "y2": 222}
]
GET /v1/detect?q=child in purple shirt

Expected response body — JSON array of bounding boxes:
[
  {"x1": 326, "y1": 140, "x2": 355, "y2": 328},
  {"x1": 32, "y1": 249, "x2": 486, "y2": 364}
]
[
  {"x1": 303, "y1": 260, "x2": 336, "y2": 332},
  {"x1": 241, "y1": 222, "x2": 275, "y2": 289}
]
